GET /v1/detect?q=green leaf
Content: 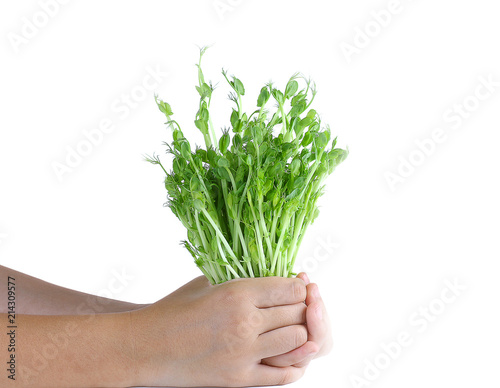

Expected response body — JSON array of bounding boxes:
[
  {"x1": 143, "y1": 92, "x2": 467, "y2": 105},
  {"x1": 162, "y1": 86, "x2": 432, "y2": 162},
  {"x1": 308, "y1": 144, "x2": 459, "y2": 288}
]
[
  {"x1": 173, "y1": 158, "x2": 183, "y2": 175},
  {"x1": 271, "y1": 89, "x2": 284, "y2": 104},
  {"x1": 285, "y1": 80, "x2": 299, "y2": 99},
  {"x1": 287, "y1": 198, "x2": 300, "y2": 212},
  {"x1": 298, "y1": 117, "x2": 313, "y2": 130},
  {"x1": 226, "y1": 191, "x2": 235, "y2": 209},
  {"x1": 245, "y1": 154, "x2": 253, "y2": 166},
  {"x1": 193, "y1": 199, "x2": 205, "y2": 211},
  {"x1": 306, "y1": 109, "x2": 317, "y2": 119},
  {"x1": 194, "y1": 119, "x2": 208, "y2": 134},
  {"x1": 235, "y1": 165, "x2": 246, "y2": 183},
  {"x1": 246, "y1": 141, "x2": 256, "y2": 157},
  {"x1": 285, "y1": 188, "x2": 301, "y2": 201},
  {"x1": 269, "y1": 161, "x2": 284, "y2": 177},
  {"x1": 310, "y1": 122, "x2": 320, "y2": 132},
  {"x1": 230, "y1": 109, "x2": 239, "y2": 129},
  {"x1": 331, "y1": 136, "x2": 337, "y2": 148},
  {"x1": 234, "y1": 119, "x2": 244, "y2": 133},
  {"x1": 257, "y1": 87, "x2": 270, "y2": 107},
  {"x1": 200, "y1": 107, "x2": 209, "y2": 121},
  {"x1": 315, "y1": 132, "x2": 328, "y2": 149},
  {"x1": 262, "y1": 179, "x2": 273, "y2": 196},
  {"x1": 311, "y1": 207, "x2": 320, "y2": 223},
  {"x1": 180, "y1": 142, "x2": 191, "y2": 159},
  {"x1": 196, "y1": 148, "x2": 208, "y2": 163},
  {"x1": 196, "y1": 82, "x2": 212, "y2": 99},
  {"x1": 290, "y1": 100, "x2": 307, "y2": 117},
  {"x1": 155, "y1": 95, "x2": 174, "y2": 116},
  {"x1": 217, "y1": 167, "x2": 231, "y2": 181},
  {"x1": 217, "y1": 157, "x2": 230, "y2": 168},
  {"x1": 233, "y1": 77, "x2": 245, "y2": 95},
  {"x1": 207, "y1": 148, "x2": 217, "y2": 166},
  {"x1": 158, "y1": 102, "x2": 173, "y2": 116},
  {"x1": 290, "y1": 158, "x2": 301, "y2": 176},
  {"x1": 293, "y1": 176, "x2": 306, "y2": 189},
  {"x1": 219, "y1": 132, "x2": 230, "y2": 154},
  {"x1": 190, "y1": 176, "x2": 201, "y2": 192},
  {"x1": 272, "y1": 188, "x2": 281, "y2": 207},
  {"x1": 301, "y1": 132, "x2": 313, "y2": 147},
  {"x1": 291, "y1": 92, "x2": 305, "y2": 106},
  {"x1": 216, "y1": 258, "x2": 229, "y2": 267}
]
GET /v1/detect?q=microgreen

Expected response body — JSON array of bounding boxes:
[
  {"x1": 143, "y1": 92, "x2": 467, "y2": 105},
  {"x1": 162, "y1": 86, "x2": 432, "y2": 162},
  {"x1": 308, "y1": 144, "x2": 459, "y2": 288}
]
[{"x1": 147, "y1": 48, "x2": 348, "y2": 284}]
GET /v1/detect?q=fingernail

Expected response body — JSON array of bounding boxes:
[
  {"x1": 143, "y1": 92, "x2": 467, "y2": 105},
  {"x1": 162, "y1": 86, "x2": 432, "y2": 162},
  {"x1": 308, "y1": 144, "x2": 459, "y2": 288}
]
[
  {"x1": 303, "y1": 273, "x2": 310, "y2": 284},
  {"x1": 313, "y1": 285, "x2": 321, "y2": 299}
]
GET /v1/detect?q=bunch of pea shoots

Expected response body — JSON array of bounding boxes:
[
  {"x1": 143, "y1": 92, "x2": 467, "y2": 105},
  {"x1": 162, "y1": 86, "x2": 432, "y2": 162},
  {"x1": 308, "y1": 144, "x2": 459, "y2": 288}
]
[{"x1": 146, "y1": 48, "x2": 347, "y2": 285}]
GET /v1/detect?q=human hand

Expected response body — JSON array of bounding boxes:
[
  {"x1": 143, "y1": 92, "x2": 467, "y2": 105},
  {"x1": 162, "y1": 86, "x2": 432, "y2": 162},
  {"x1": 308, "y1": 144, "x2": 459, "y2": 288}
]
[
  {"x1": 262, "y1": 272, "x2": 333, "y2": 368},
  {"x1": 129, "y1": 275, "x2": 310, "y2": 387}
]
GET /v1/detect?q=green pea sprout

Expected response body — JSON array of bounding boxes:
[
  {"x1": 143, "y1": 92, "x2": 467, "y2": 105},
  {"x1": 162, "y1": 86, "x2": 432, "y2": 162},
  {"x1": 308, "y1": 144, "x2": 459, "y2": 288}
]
[{"x1": 146, "y1": 47, "x2": 348, "y2": 284}]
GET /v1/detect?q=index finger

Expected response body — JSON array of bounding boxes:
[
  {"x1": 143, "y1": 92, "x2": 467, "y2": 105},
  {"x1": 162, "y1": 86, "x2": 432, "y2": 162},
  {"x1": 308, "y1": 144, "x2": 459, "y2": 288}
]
[{"x1": 240, "y1": 277, "x2": 307, "y2": 308}]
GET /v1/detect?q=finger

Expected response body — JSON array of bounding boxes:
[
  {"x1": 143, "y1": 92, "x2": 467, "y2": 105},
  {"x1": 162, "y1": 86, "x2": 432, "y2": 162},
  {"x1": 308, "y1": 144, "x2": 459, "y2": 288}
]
[
  {"x1": 261, "y1": 340, "x2": 319, "y2": 367},
  {"x1": 305, "y1": 283, "x2": 334, "y2": 358},
  {"x1": 305, "y1": 282, "x2": 321, "y2": 306},
  {"x1": 296, "y1": 272, "x2": 310, "y2": 285},
  {"x1": 252, "y1": 364, "x2": 306, "y2": 386},
  {"x1": 259, "y1": 303, "x2": 307, "y2": 334},
  {"x1": 305, "y1": 284, "x2": 328, "y2": 343},
  {"x1": 292, "y1": 352, "x2": 317, "y2": 368},
  {"x1": 256, "y1": 325, "x2": 308, "y2": 360},
  {"x1": 242, "y1": 277, "x2": 307, "y2": 308}
]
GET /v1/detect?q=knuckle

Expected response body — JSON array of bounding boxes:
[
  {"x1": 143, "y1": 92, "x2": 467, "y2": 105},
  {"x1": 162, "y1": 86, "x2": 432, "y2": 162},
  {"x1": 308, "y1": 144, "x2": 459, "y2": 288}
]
[
  {"x1": 292, "y1": 279, "x2": 307, "y2": 302},
  {"x1": 218, "y1": 284, "x2": 248, "y2": 307},
  {"x1": 298, "y1": 304, "x2": 308, "y2": 322},
  {"x1": 225, "y1": 308, "x2": 259, "y2": 340},
  {"x1": 227, "y1": 305, "x2": 249, "y2": 327},
  {"x1": 283, "y1": 304, "x2": 307, "y2": 325}
]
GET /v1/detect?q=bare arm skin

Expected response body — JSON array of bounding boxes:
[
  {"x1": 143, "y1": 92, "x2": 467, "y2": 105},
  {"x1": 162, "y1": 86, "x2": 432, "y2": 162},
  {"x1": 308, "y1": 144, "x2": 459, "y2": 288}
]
[
  {"x1": 1, "y1": 270, "x2": 312, "y2": 387},
  {"x1": 6, "y1": 311, "x2": 135, "y2": 387},
  {"x1": 0, "y1": 265, "x2": 148, "y2": 315},
  {"x1": 1, "y1": 265, "x2": 332, "y2": 386}
]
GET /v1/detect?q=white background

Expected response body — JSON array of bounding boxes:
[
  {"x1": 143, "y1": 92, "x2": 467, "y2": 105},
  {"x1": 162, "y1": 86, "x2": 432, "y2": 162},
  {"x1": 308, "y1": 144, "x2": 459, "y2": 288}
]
[{"x1": 1, "y1": 0, "x2": 499, "y2": 387}]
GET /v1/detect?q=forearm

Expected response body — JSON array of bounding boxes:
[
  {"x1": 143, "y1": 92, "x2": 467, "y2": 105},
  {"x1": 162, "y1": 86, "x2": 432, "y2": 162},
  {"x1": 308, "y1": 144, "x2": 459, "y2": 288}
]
[
  {"x1": 2, "y1": 312, "x2": 138, "y2": 387},
  {"x1": 0, "y1": 265, "x2": 149, "y2": 315}
]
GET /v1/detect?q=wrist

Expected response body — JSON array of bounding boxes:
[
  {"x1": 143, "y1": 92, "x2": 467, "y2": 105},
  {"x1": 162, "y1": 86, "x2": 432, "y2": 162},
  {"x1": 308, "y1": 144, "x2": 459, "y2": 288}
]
[
  {"x1": 127, "y1": 306, "x2": 176, "y2": 387},
  {"x1": 98, "y1": 312, "x2": 141, "y2": 388}
]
